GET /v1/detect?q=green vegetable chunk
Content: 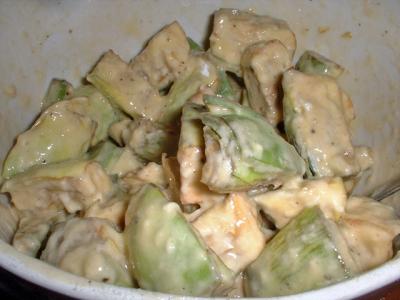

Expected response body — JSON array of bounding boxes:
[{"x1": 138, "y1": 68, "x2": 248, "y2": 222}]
[
  {"x1": 158, "y1": 55, "x2": 217, "y2": 125},
  {"x1": 125, "y1": 184, "x2": 233, "y2": 296},
  {"x1": 41, "y1": 79, "x2": 73, "y2": 110},
  {"x1": 121, "y1": 118, "x2": 178, "y2": 162},
  {"x1": 245, "y1": 206, "x2": 352, "y2": 297},
  {"x1": 200, "y1": 96, "x2": 305, "y2": 192},
  {"x1": 87, "y1": 50, "x2": 165, "y2": 120},
  {"x1": 71, "y1": 85, "x2": 121, "y2": 145},
  {"x1": 88, "y1": 141, "x2": 144, "y2": 176},
  {"x1": 88, "y1": 22, "x2": 191, "y2": 121},
  {"x1": 2, "y1": 101, "x2": 96, "y2": 179},
  {"x1": 1, "y1": 159, "x2": 112, "y2": 213},
  {"x1": 296, "y1": 50, "x2": 344, "y2": 78},
  {"x1": 2, "y1": 84, "x2": 120, "y2": 179}
]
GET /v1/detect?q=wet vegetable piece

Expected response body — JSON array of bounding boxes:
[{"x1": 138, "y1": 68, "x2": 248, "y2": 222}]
[
  {"x1": 120, "y1": 118, "x2": 178, "y2": 162},
  {"x1": 296, "y1": 50, "x2": 344, "y2": 78},
  {"x1": 70, "y1": 85, "x2": 121, "y2": 145},
  {"x1": 88, "y1": 22, "x2": 190, "y2": 120},
  {"x1": 338, "y1": 197, "x2": 400, "y2": 272},
  {"x1": 210, "y1": 8, "x2": 296, "y2": 73},
  {"x1": 178, "y1": 102, "x2": 222, "y2": 205},
  {"x1": 2, "y1": 87, "x2": 119, "y2": 179},
  {"x1": 282, "y1": 69, "x2": 369, "y2": 178},
  {"x1": 241, "y1": 40, "x2": 291, "y2": 126},
  {"x1": 87, "y1": 50, "x2": 165, "y2": 120},
  {"x1": 88, "y1": 141, "x2": 144, "y2": 176},
  {"x1": 1, "y1": 159, "x2": 112, "y2": 213},
  {"x1": 41, "y1": 79, "x2": 73, "y2": 110},
  {"x1": 12, "y1": 210, "x2": 66, "y2": 257},
  {"x1": 2, "y1": 100, "x2": 96, "y2": 179},
  {"x1": 130, "y1": 21, "x2": 190, "y2": 89},
  {"x1": 125, "y1": 184, "x2": 233, "y2": 296},
  {"x1": 41, "y1": 217, "x2": 133, "y2": 287},
  {"x1": 200, "y1": 96, "x2": 305, "y2": 192},
  {"x1": 245, "y1": 206, "x2": 352, "y2": 297},
  {"x1": 158, "y1": 55, "x2": 217, "y2": 125},
  {"x1": 251, "y1": 176, "x2": 347, "y2": 228}
]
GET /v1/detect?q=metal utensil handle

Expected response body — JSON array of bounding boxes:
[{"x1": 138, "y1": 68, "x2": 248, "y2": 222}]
[{"x1": 373, "y1": 184, "x2": 400, "y2": 201}]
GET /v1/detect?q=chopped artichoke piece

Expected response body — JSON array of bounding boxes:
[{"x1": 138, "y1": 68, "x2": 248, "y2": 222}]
[
  {"x1": 1, "y1": 160, "x2": 113, "y2": 213},
  {"x1": 130, "y1": 22, "x2": 190, "y2": 90},
  {"x1": 200, "y1": 96, "x2": 305, "y2": 192},
  {"x1": 210, "y1": 9, "x2": 296, "y2": 73},
  {"x1": 87, "y1": 50, "x2": 165, "y2": 120},
  {"x1": 241, "y1": 40, "x2": 291, "y2": 126},
  {"x1": 87, "y1": 22, "x2": 192, "y2": 120},
  {"x1": 12, "y1": 209, "x2": 66, "y2": 257},
  {"x1": 120, "y1": 118, "x2": 178, "y2": 162},
  {"x1": 41, "y1": 79, "x2": 73, "y2": 110},
  {"x1": 2, "y1": 88, "x2": 120, "y2": 179},
  {"x1": 192, "y1": 193, "x2": 267, "y2": 273},
  {"x1": 125, "y1": 184, "x2": 234, "y2": 296},
  {"x1": 245, "y1": 206, "x2": 353, "y2": 297},
  {"x1": 282, "y1": 69, "x2": 369, "y2": 177},
  {"x1": 88, "y1": 141, "x2": 124, "y2": 172},
  {"x1": 2, "y1": 100, "x2": 96, "y2": 179},
  {"x1": 88, "y1": 51, "x2": 215, "y2": 125},
  {"x1": 120, "y1": 162, "x2": 167, "y2": 195},
  {"x1": 251, "y1": 176, "x2": 347, "y2": 228},
  {"x1": 296, "y1": 50, "x2": 344, "y2": 78},
  {"x1": 339, "y1": 197, "x2": 400, "y2": 272},
  {"x1": 108, "y1": 119, "x2": 131, "y2": 146},
  {"x1": 85, "y1": 192, "x2": 130, "y2": 229},
  {"x1": 88, "y1": 141, "x2": 144, "y2": 176},
  {"x1": 206, "y1": 51, "x2": 241, "y2": 76},
  {"x1": 178, "y1": 103, "x2": 223, "y2": 205},
  {"x1": 158, "y1": 54, "x2": 218, "y2": 124},
  {"x1": 70, "y1": 85, "x2": 121, "y2": 145},
  {"x1": 41, "y1": 217, "x2": 133, "y2": 287}
]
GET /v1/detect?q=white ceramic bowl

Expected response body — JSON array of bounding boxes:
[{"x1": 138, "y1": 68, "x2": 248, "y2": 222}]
[{"x1": 1, "y1": 0, "x2": 400, "y2": 299}]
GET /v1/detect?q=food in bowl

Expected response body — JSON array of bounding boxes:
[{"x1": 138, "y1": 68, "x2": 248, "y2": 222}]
[{"x1": 1, "y1": 7, "x2": 399, "y2": 297}]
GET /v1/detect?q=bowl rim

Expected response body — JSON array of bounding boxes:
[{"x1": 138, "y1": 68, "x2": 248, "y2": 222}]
[{"x1": 0, "y1": 239, "x2": 399, "y2": 300}]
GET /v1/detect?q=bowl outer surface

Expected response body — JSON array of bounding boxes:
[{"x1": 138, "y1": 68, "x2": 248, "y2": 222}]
[{"x1": 0, "y1": 0, "x2": 400, "y2": 299}]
